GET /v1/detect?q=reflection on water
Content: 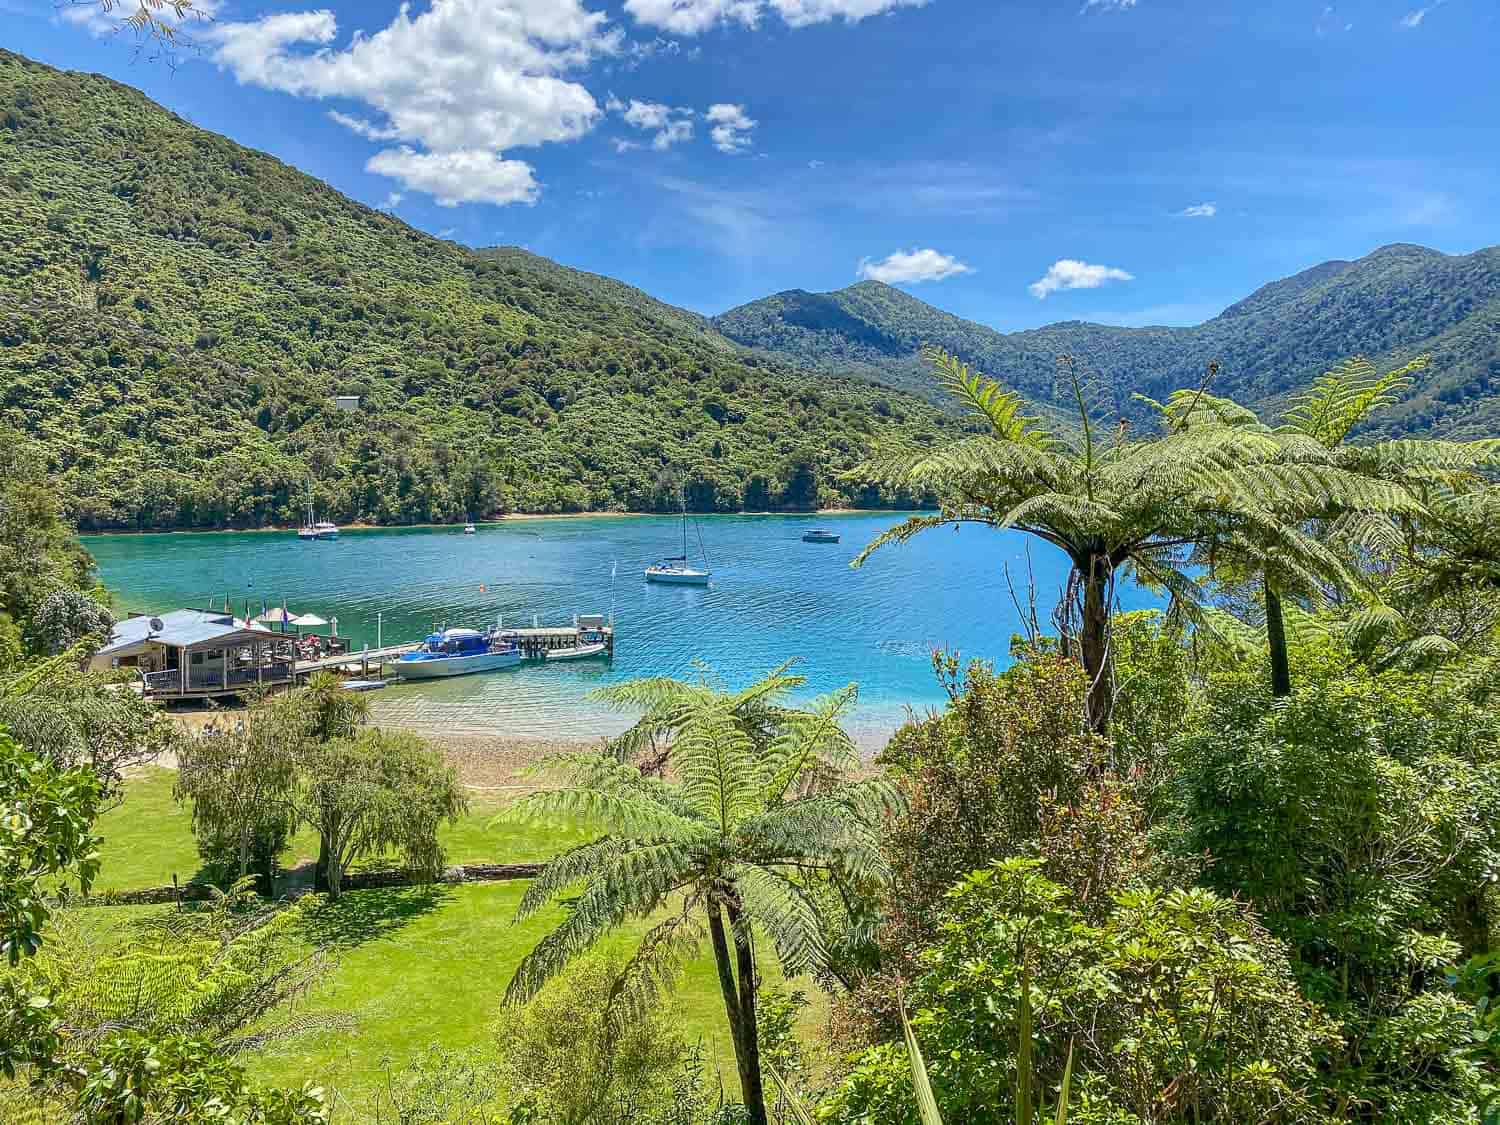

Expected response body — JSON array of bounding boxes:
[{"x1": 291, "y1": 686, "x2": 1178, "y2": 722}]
[{"x1": 85, "y1": 513, "x2": 1159, "y2": 748}]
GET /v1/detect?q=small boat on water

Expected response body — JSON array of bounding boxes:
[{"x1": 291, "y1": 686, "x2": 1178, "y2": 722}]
[
  {"x1": 463, "y1": 522, "x2": 476, "y2": 535},
  {"x1": 297, "y1": 480, "x2": 339, "y2": 540},
  {"x1": 545, "y1": 640, "x2": 609, "y2": 661},
  {"x1": 388, "y1": 627, "x2": 521, "y2": 679},
  {"x1": 802, "y1": 528, "x2": 841, "y2": 543},
  {"x1": 647, "y1": 490, "x2": 712, "y2": 585}
]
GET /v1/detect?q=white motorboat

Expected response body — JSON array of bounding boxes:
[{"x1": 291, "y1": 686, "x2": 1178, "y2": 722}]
[
  {"x1": 545, "y1": 640, "x2": 609, "y2": 661},
  {"x1": 647, "y1": 489, "x2": 712, "y2": 585},
  {"x1": 463, "y1": 523, "x2": 476, "y2": 535},
  {"x1": 388, "y1": 627, "x2": 521, "y2": 679},
  {"x1": 802, "y1": 528, "x2": 840, "y2": 543}
]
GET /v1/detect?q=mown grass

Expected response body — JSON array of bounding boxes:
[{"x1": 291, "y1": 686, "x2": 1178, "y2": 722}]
[{"x1": 91, "y1": 770, "x2": 827, "y2": 1111}]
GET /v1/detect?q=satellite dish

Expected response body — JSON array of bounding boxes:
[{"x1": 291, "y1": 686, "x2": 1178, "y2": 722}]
[{"x1": 149, "y1": 617, "x2": 165, "y2": 634}]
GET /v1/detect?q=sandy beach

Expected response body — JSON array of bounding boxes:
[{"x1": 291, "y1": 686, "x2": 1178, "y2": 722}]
[{"x1": 166, "y1": 708, "x2": 600, "y2": 791}]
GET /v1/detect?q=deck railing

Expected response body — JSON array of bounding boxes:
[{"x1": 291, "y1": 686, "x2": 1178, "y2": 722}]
[{"x1": 143, "y1": 661, "x2": 295, "y2": 696}]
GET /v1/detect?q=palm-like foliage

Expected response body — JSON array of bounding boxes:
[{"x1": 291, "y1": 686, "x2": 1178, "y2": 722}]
[
  {"x1": 501, "y1": 670, "x2": 901, "y2": 1125},
  {"x1": 853, "y1": 348, "x2": 1395, "y2": 731},
  {"x1": 591, "y1": 659, "x2": 844, "y2": 776},
  {"x1": 1170, "y1": 356, "x2": 1500, "y2": 694}
]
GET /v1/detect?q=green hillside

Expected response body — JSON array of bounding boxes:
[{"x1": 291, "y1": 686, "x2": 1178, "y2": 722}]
[
  {"x1": 0, "y1": 50, "x2": 944, "y2": 530},
  {"x1": 715, "y1": 244, "x2": 1500, "y2": 438}
]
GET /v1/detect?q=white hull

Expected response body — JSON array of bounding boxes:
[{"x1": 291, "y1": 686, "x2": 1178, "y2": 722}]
[
  {"x1": 389, "y1": 650, "x2": 522, "y2": 678},
  {"x1": 546, "y1": 642, "x2": 608, "y2": 661},
  {"x1": 645, "y1": 568, "x2": 710, "y2": 585}
]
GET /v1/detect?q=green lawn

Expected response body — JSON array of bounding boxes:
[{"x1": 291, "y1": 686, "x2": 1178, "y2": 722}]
[
  {"x1": 91, "y1": 771, "x2": 827, "y2": 1112},
  {"x1": 243, "y1": 883, "x2": 812, "y2": 1112}
]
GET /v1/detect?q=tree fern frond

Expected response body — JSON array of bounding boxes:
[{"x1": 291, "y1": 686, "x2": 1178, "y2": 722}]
[
  {"x1": 730, "y1": 864, "x2": 829, "y2": 977},
  {"x1": 761, "y1": 683, "x2": 860, "y2": 803},
  {"x1": 604, "y1": 901, "x2": 705, "y2": 1031},
  {"x1": 513, "y1": 837, "x2": 627, "y2": 922},
  {"x1": 924, "y1": 346, "x2": 1056, "y2": 449},
  {"x1": 1281, "y1": 355, "x2": 1428, "y2": 446},
  {"x1": 499, "y1": 786, "x2": 704, "y2": 840},
  {"x1": 590, "y1": 676, "x2": 713, "y2": 714},
  {"x1": 505, "y1": 842, "x2": 702, "y2": 1005},
  {"x1": 673, "y1": 705, "x2": 760, "y2": 832},
  {"x1": 850, "y1": 513, "x2": 964, "y2": 569}
]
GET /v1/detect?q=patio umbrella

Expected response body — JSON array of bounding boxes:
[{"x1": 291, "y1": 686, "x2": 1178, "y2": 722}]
[{"x1": 290, "y1": 613, "x2": 329, "y2": 628}]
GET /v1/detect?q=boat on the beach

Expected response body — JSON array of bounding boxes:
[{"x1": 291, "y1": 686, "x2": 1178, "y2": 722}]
[
  {"x1": 388, "y1": 627, "x2": 521, "y2": 679},
  {"x1": 802, "y1": 529, "x2": 840, "y2": 543},
  {"x1": 646, "y1": 490, "x2": 712, "y2": 585}
]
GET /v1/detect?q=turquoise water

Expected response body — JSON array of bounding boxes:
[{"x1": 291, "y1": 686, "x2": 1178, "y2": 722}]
[{"x1": 84, "y1": 514, "x2": 1157, "y2": 747}]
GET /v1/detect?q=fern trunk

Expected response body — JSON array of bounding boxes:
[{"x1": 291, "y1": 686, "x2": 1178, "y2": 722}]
[
  {"x1": 1080, "y1": 564, "x2": 1114, "y2": 735},
  {"x1": 1264, "y1": 576, "x2": 1292, "y2": 698},
  {"x1": 710, "y1": 896, "x2": 768, "y2": 1125}
]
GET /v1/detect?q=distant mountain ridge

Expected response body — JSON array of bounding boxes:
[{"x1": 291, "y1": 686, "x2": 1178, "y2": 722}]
[{"x1": 714, "y1": 243, "x2": 1500, "y2": 438}]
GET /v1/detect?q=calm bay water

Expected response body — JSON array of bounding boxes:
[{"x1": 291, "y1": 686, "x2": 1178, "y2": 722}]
[{"x1": 84, "y1": 513, "x2": 1157, "y2": 747}]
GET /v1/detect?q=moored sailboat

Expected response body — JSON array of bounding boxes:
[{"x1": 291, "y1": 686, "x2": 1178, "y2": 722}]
[
  {"x1": 297, "y1": 479, "x2": 339, "y2": 540},
  {"x1": 646, "y1": 490, "x2": 711, "y2": 585}
]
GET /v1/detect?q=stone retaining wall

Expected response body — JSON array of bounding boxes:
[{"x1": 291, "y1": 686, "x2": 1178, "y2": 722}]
[{"x1": 78, "y1": 861, "x2": 545, "y2": 907}]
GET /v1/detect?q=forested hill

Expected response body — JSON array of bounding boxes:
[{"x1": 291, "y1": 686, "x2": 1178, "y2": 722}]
[
  {"x1": 0, "y1": 50, "x2": 945, "y2": 531},
  {"x1": 715, "y1": 244, "x2": 1500, "y2": 438}
]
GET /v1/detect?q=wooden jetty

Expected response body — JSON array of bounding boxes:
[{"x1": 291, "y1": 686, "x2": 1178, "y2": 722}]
[
  {"x1": 295, "y1": 643, "x2": 422, "y2": 678},
  {"x1": 295, "y1": 618, "x2": 614, "y2": 681}
]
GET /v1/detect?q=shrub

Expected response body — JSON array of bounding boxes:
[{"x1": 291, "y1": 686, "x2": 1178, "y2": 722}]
[
  {"x1": 1172, "y1": 650, "x2": 1500, "y2": 1120},
  {"x1": 822, "y1": 861, "x2": 1339, "y2": 1125},
  {"x1": 493, "y1": 956, "x2": 690, "y2": 1124}
]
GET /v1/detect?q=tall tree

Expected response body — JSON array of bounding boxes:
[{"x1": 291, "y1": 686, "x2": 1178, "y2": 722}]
[
  {"x1": 853, "y1": 349, "x2": 1369, "y2": 732},
  {"x1": 174, "y1": 715, "x2": 298, "y2": 886},
  {"x1": 503, "y1": 673, "x2": 900, "y2": 1125},
  {"x1": 288, "y1": 727, "x2": 466, "y2": 901}
]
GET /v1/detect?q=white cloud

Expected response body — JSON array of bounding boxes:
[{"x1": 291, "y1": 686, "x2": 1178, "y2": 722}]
[
  {"x1": 1081, "y1": 0, "x2": 1137, "y2": 10},
  {"x1": 1176, "y1": 201, "x2": 1217, "y2": 218},
  {"x1": 366, "y1": 148, "x2": 540, "y2": 207},
  {"x1": 612, "y1": 138, "x2": 643, "y2": 153},
  {"x1": 706, "y1": 103, "x2": 756, "y2": 154},
  {"x1": 608, "y1": 96, "x2": 696, "y2": 149},
  {"x1": 327, "y1": 110, "x2": 402, "y2": 141},
  {"x1": 856, "y1": 248, "x2": 973, "y2": 284},
  {"x1": 378, "y1": 191, "x2": 404, "y2": 210},
  {"x1": 1028, "y1": 259, "x2": 1134, "y2": 299},
  {"x1": 1400, "y1": 0, "x2": 1443, "y2": 27},
  {"x1": 208, "y1": 1, "x2": 618, "y2": 205},
  {"x1": 624, "y1": 0, "x2": 927, "y2": 35}
]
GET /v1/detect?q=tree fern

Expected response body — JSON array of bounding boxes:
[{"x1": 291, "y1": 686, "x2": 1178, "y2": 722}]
[
  {"x1": 499, "y1": 668, "x2": 894, "y2": 1125},
  {"x1": 853, "y1": 348, "x2": 1369, "y2": 732}
]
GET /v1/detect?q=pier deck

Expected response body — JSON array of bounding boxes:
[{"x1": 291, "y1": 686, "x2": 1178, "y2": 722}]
[{"x1": 294, "y1": 626, "x2": 614, "y2": 679}]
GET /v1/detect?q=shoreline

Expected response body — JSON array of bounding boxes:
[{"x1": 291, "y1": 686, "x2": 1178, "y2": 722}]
[{"x1": 77, "y1": 508, "x2": 920, "y2": 538}]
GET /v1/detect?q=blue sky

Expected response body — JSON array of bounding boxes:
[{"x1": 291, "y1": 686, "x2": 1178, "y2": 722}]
[{"x1": 9, "y1": 0, "x2": 1499, "y2": 330}]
